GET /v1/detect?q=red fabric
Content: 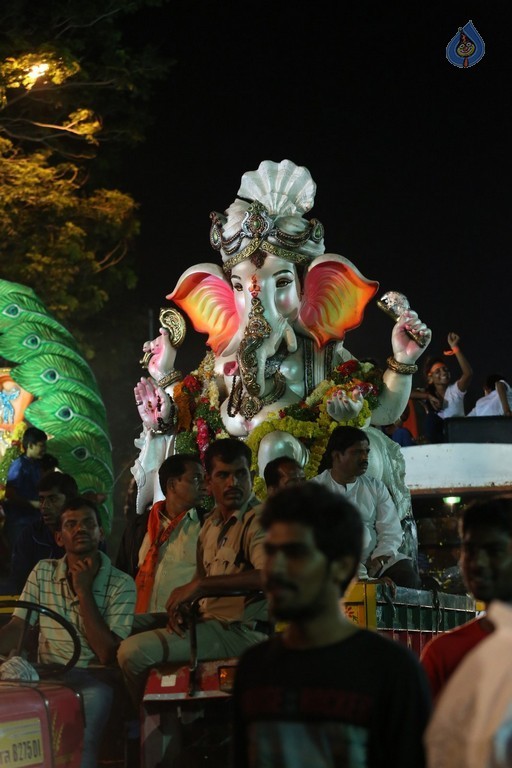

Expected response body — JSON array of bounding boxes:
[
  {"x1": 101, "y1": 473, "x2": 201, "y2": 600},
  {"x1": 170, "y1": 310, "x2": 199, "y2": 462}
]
[
  {"x1": 402, "y1": 397, "x2": 419, "y2": 439},
  {"x1": 420, "y1": 616, "x2": 489, "y2": 700},
  {"x1": 134, "y1": 500, "x2": 188, "y2": 613}
]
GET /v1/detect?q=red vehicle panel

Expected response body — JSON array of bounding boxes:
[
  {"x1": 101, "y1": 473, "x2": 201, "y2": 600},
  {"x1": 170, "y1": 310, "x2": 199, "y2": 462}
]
[{"x1": 0, "y1": 681, "x2": 84, "y2": 768}]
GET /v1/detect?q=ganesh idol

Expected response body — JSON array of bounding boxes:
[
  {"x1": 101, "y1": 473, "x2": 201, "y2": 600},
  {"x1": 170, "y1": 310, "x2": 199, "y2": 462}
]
[{"x1": 132, "y1": 159, "x2": 431, "y2": 520}]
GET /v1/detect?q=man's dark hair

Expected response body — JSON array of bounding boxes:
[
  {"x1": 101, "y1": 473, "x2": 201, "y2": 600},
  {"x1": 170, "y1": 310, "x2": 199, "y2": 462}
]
[
  {"x1": 204, "y1": 438, "x2": 251, "y2": 474},
  {"x1": 22, "y1": 426, "x2": 47, "y2": 451},
  {"x1": 460, "y1": 495, "x2": 512, "y2": 538},
  {"x1": 484, "y1": 373, "x2": 506, "y2": 391},
  {"x1": 319, "y1": 426, "x2": 368, "y2": 470},
  {"x1": 158, "y1": 453, "x2": 201, "y2": 495},
  {"x1": 261, "y1": 482, "x2": 363, "y2": 591},
  {"x1": 263, "y1": 456, "x2": 302, "y2": 490},
  {"x1": 38, "y1": 471, "x2": 78, "y2": 500},
  {"x1": 57, "y1": 496, "x2": 101, "y2": 529}
]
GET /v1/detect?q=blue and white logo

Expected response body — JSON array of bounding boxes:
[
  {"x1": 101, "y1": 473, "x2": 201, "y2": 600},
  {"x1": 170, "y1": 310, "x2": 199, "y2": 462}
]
[{"x1": 446, "y1": 20, "x2": 485, "y2": 68}]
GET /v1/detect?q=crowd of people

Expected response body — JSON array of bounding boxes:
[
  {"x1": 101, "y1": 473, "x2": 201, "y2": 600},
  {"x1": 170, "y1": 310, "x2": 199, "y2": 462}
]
[
  {"x1": 0, "y1": 422, "x2": 511, "y2": 767},
  {"x1": 404, "y1": 331, "x2": 512, "y2": 445},
  {"x1": 0, "y1": 159, "x2": 509, "y2": 763}
]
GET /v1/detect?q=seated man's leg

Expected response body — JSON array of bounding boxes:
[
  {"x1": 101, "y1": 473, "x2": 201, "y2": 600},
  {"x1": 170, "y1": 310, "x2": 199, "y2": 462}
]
[
  {"x1": 118, "y1": 619, "x2": 267, "y2": 707},
  {"x1": 63, "y1": 668, "x2": 114, "y2": 768},
  {"x1": 117, "y1": 621, "x2": 195, "y2": 708}
]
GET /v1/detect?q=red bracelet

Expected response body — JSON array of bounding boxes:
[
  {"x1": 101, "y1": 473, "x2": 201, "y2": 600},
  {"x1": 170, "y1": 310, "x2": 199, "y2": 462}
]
[{"x1": 444, "y1": 346, "x2": 460, "y2": 356}]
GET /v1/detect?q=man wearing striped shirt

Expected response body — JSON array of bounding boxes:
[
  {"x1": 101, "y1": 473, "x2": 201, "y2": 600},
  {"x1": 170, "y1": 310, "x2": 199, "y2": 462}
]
[{"x1": 0, "y1": 496, "x2": 136, "y2": 768}]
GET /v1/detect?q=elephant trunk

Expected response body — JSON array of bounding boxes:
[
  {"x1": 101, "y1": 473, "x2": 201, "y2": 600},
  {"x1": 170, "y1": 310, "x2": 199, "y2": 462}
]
[{"x1": 228, "y1": 295, "x2": 286, "y2": 419}]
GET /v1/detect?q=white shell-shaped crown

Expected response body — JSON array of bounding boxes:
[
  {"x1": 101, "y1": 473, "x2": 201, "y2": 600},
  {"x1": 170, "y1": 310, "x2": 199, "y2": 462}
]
[
  {"x1": 238, "y1": 159, "x2": 316, "y2": 216},
  {"x1": 210, "y1": 159, "x2": 325, "y2": 267}
]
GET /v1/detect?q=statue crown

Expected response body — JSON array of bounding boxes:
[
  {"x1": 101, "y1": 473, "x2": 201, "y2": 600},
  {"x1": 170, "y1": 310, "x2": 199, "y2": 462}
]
[{"x1": 208, "y1": 160, "x2": 326, "y2": 272}]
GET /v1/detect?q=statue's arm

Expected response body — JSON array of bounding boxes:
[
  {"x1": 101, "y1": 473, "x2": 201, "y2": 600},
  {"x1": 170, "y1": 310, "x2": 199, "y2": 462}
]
[{"x1": 371, "y1": 309, "x2": 432, "y2": 426}]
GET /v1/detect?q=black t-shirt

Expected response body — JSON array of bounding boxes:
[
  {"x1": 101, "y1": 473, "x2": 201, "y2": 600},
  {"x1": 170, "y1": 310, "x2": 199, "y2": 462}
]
[{"x1": 232, "y1": 629, "x2": 431, "y2": 768}]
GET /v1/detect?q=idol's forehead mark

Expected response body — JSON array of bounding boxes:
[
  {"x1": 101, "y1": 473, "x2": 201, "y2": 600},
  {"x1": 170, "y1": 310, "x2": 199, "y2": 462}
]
[{"x1": 231, "y1": 268, "x2": 294, "y2": 280}]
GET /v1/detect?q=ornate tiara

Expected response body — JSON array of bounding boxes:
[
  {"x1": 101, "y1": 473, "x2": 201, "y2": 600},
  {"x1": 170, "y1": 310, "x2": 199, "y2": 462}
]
[
  {"x1": 210, "y1": 202, "x2": 324, "y2": 272},
  {"x1": 208, "y1": 160, "x2": 326, "y2": 272}
]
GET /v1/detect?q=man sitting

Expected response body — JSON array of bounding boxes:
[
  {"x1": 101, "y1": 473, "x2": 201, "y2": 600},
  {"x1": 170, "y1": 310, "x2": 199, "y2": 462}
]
[
  {"x1": 0, "y1": 496, "x2": 136, "y2": 768},
  {"x1": 115, "y1": 454, "x2": 206, "y2": 603},
  {"x1": 263, "y1": 456, "x2": 306, "y2": 496},
  {"x1": 117, "y1": 438, "x2": 269, "y2": 707},
  {"x1": 312, "y1": 425, "x2": 420, "y2": 587}
]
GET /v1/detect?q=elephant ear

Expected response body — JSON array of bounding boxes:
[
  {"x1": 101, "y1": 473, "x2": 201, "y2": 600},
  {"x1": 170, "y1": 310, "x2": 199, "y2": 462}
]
[
  {"x1": 298, "y1": 254, "x2": 379, "y2": 347},
  {"x1": 0, "y1": 279, "x2": 114, "y2": 532},
  {"x1": 167, "y1": 264, "x2": 239, "y2": 355}
]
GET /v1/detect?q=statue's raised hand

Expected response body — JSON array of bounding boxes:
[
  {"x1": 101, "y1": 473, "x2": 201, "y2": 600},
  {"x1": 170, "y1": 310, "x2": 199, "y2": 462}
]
[
  {"x1": 134, "y1": 377, "x2": 173, "y2": 432},
  {"x1": 326, "y1": 387, "x2": 365, "y2": 422},
  {"x1": 391, "y1": 310, "x2": 432, "y2": 363},
  {"x1": 143, "y1": 328, "x2": 177, "y2": 382}
]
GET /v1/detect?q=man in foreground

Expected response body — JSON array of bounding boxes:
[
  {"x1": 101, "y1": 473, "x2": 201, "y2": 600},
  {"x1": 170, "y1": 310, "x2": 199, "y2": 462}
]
[
  {"x1": 425, "y1": 495, "x2": 512, "y2": 767},
  {"x1": 232, "y1": 482, "x2": 431, "y2": 767},
  {"x1": 0, "y1": 497, "x2": 136, "y2": 768},
  {"x1": 117, "y1": 438, "x2": 269, "y2": 706},
  {"x1": 421, "y1": 495, "x2": 512, "y2": 700}
]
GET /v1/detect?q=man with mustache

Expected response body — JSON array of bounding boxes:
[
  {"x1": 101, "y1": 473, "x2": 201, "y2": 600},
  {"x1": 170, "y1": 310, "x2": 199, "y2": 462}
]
[
  {"x1": 118, "y1": 438, "x2": 269, "y2": 707},
  {"x1": 312, "y1": 425, "x2": 420, "y2": 587},
  {"x1": 0, "y1": 496, "x2": 136, "y2": 768},
  {"x1": 232, "y1": 483, "x2": 431, "y2": 767}
]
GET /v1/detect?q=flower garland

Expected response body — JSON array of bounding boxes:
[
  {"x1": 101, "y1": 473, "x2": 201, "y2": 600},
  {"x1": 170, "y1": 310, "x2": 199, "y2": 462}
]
[
  {"x1": 173, "y1": 353, "x2": 229, "y2": 461},
  {"x1": 0, "y1": 421, "x2": 26, "y2": 500},
  {"x1": 172, "y1": 355, "x2": 383, "y2": 500},
  {"x1": 245, "y1": 367, "x2": 376, "y2": 499}
]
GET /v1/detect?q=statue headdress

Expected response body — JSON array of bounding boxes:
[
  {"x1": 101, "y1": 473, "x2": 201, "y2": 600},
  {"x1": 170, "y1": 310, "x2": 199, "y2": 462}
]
[{"x1": 209, "y1": 159, "x2": 326, "y2": 272}]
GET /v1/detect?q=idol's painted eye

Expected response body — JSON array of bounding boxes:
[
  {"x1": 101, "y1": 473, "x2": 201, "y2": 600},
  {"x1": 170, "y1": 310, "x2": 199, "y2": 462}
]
[
  {"x1": 232, "y1": 282, "x2": 243, "y2": 292},
  {"x1": 276, "y1": 277, "x2": 293, "y2": 288}
]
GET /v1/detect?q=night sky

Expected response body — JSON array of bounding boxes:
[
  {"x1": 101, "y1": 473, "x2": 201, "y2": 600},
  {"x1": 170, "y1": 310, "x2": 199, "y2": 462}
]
[{"x1": 122, "y1": 1, "x2": 509, "y2": 412}]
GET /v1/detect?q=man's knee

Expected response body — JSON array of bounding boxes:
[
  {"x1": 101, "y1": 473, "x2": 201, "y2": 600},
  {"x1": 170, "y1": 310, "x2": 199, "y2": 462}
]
[
  {"x1": 117, "y1": 634, "x2": 142, "y2": 674},
  {"x1": 117, "y1": 628, "x2": 183, "y2": 675}
]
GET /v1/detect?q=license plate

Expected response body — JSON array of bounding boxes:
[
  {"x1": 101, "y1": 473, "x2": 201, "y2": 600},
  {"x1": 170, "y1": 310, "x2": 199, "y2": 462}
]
[{"x1": 0, "y1": 718, "x2": 44, "y2": 766}]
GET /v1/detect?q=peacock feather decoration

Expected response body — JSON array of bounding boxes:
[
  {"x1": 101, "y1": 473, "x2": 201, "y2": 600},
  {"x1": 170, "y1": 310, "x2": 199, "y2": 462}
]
[{"x1": 0, "y1": 279, "x2": 114, "y2": 532}]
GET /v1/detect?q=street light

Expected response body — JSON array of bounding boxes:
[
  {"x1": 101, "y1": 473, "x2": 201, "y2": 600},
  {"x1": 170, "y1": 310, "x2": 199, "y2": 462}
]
[{"x1": 25, "y1": 62, "x2": 49, "y2": 89}]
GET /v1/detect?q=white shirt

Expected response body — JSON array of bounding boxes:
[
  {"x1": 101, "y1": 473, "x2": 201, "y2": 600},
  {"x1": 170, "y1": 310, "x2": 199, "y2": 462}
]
[
  {"x1": 312, "y1": 470, "x2": 407, "y2": 578},
  {"x1": 468, "y1": 381, "x2": 512, "y2": 417},
  {"x1": 425, "y1": 600, "x2": 512, "y2": 768},
  {"x1": 438, "y1": 382, "x2": 466, "y2": 419}
]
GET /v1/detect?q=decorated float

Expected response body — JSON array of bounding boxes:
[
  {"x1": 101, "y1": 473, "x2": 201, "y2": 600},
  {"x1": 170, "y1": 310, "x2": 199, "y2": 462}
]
[
  {"x1": 0, "y1": 279, "x2": 114, "y2": 531},
  {"x1": 132, "y1": 159, "x2": 431, "y2": 547}
]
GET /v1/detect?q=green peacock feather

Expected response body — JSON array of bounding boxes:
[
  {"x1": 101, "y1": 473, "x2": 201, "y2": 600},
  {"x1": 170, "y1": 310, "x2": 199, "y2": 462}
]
[{"x1": 0, "y1": 279, "x2": 114, "y2": 532}]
